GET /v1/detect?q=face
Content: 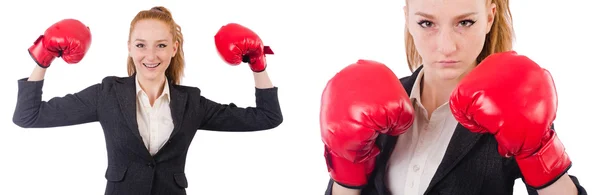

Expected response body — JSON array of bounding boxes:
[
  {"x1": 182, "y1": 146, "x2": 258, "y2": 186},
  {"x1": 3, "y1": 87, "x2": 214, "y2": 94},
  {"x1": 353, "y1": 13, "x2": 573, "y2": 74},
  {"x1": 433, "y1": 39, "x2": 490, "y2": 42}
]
[
  {"x1": 405, "y1": 0, "x2": 496, "y2": 80},
  {"x1": 128, "y1": 19, "x2": 178, "y2": 82}
]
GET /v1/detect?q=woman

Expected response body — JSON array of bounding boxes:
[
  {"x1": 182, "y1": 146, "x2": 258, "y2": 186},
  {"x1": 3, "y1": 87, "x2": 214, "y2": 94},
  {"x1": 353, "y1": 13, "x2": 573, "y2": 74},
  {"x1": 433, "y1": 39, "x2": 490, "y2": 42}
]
[
  {"x1": 320, "y1": 0, "x2": 587, "y2": 194},
  {"x1": 13, "y1": 6, "x2": 282, "y2": 195}
]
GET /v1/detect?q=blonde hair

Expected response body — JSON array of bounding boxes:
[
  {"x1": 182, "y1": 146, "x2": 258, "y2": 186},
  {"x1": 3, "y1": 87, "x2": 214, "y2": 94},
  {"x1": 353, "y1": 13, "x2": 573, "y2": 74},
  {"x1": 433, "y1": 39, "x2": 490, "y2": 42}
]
[
  {"x1": 405, "y1": 0, "x2": 514, "y2": 72},
  {"x1": 127, "y1": 6, "x2": 185, "y2": 85}
]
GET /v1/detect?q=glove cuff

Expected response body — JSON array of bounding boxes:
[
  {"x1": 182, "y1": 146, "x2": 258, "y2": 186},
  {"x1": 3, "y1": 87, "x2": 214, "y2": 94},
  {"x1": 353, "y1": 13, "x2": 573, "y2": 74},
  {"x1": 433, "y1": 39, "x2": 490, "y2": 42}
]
[
  {"x1": 250, "y1": 64, "x2": 266, "y2": 73},
  {"x1": 28, "y1": 35, "x2": 56, "y2": 68},
  {"x1": 516, "y1": 130, "x2": 572, "y2": 189},
  {"x1": 324, "y1": 146, "x2": 377, "y2": 189},
  {"x1": 248, "y1": 56, "x2": 267, "y2": 72}
]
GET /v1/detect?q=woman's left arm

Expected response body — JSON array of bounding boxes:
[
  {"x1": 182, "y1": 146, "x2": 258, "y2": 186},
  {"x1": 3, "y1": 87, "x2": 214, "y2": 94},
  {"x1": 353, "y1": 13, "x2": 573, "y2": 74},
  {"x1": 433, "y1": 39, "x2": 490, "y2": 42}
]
[
  {"x1": 197, "y1": 70, "x2": 283, "y2": 132},
  {"x1": 253, "y1": 70, "x2": 274, "y2": 89},
  {"x1": 534, "y1": 174, "x2": 581, "y2": 195}
]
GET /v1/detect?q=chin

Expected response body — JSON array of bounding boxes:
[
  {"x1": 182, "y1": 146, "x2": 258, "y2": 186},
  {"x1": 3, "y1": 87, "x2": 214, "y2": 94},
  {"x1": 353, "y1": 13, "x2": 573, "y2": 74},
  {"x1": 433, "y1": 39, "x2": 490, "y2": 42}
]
[
  {"x1": 435, "y1": 67, "x2": 467, "y2": 81},
  {"x1": 142, "y1": 71, "x2": 166, "y2": 80}
]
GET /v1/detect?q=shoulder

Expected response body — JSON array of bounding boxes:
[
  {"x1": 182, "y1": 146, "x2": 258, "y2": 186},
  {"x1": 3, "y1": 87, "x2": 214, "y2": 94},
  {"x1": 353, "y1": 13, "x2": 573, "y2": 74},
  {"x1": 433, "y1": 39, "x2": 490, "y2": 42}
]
[
  {"x1": 94, "y1": 76, "x2": 127, "y2": 90},
  {"x1": 399, "y1": 75, "x2": 412, "y2": 85},
  {"x1": 169, "y1": 84, "x2": 208, "y2": 108},
  {"x1": 170, "y1": 83, "x2": 204, "y2": 101},
  {"x1": 99, "y1": 75, "x2": 127, "y2": 85},
  {"x1": 171, "y1": 83, "x2": 201, "y2": 94},
  {"x1": 398, "y1": 65, "x2": 423, "y2": 93},
  {"x1": 89, "y1": 75, "x2": 139, "y2": 92},
  {"x1": 398, "y1": 74, "x2": 417, "y2": 93}
]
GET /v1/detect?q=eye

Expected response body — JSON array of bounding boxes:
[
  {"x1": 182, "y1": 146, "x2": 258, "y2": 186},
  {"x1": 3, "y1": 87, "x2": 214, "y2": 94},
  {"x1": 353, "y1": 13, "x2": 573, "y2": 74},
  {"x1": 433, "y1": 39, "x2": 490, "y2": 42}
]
[
  {"x1": 458, "y1": 20, "x2": 476, "y2": 27},
  {"x1": 158, "y1": 44, "x2": 167, "y2": 48},
  {"x1": 417, "y1": 20, "x2": 434, "y2": 28},
  {"x1": 135, "y1": 43, "x2": 144, "y2": 48}
]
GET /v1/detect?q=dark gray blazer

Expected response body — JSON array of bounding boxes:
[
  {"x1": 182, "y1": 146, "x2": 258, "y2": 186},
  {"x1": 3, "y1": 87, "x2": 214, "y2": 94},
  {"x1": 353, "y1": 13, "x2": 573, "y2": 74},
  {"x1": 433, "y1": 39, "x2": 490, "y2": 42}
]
[
  {"x1": 324, "y1": 66, "x2": 587, "y2": 195},
  {"x1": 13, "y1": 74, "x2": 283, "y2": 195}
]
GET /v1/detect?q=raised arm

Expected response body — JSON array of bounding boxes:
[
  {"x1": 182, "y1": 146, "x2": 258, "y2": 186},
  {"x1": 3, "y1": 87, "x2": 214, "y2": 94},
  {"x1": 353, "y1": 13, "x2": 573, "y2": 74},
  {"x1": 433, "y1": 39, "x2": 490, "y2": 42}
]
[
  {"x1": 197, "y1": 23, "x2": 283, "y2": 131},
  {"x1": 13, "y1": 18, "x2": 97, "y2": 128},
  {"x1": 197, "y1": 70, "x2": 282, "y2": 131},
  {"x1": 13, "y1": 65, "x2": 101, "y2": 128}
]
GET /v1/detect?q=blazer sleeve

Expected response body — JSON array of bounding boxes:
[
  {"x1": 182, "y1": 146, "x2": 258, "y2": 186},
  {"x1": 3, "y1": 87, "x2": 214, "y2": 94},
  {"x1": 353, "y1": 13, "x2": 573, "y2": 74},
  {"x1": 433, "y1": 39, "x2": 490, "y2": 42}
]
[
  {"x1": 325, "y1": 179, "x2": 334, "y2": 195},
  {"x1": 197, "y1": 87, "x2": 283, "y2": 131},
  {"x1": 12, "y1": 78, "x2": 100, "y2": 128}
]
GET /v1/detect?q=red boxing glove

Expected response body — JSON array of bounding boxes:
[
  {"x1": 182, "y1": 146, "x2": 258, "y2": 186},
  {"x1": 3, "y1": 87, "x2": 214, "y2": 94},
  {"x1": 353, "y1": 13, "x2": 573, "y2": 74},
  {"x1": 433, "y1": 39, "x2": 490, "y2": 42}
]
[
  {"x1": 449, "y1": 51, "x2": 571, "y2": 189},
  {"x1": 214, "y1": 23, "x2": 274, "y2": 72},
  {"x1": 320, "y1": 60, "x2": 414, "y2": 188},
  {"x1": 28, "y1": 19, "x2": 92, "y2": 68}
]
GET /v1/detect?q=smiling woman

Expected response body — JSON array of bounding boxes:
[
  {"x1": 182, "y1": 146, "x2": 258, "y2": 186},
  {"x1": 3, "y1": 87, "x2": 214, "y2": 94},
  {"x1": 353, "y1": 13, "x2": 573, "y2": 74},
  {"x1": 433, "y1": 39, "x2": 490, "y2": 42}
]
[
  {"x1": 127, "y1": 7, "x2": 184, "y2": 102},
  {"x1": 13, "y1": 5, "x2": 283, "y2": 195}
]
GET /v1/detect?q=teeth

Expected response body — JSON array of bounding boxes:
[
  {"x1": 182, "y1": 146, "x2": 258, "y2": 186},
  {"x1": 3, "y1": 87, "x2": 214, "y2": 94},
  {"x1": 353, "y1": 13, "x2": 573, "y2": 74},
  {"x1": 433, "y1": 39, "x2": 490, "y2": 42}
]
[{"x1": 143, "y1": 63, "x2": 160, "y2": 68}]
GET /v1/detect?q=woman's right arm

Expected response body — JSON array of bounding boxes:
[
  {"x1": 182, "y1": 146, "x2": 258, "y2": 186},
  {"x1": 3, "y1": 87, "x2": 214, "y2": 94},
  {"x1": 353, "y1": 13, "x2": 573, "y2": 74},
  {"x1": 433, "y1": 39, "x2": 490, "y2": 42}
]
[
  {"x1": 331, "y1": 181, "x2": 362, "y2": 195},
  {"x1": 27, "y1": 64, "x2": 46, "y2": 82},
  {"x1": 13, "y1": 65, "x2": 101, "y2": 128}
]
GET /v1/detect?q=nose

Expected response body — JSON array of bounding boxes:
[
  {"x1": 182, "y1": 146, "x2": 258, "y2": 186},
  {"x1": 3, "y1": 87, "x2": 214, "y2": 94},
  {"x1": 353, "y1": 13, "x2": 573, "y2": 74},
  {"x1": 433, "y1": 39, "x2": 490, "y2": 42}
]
[
  {"x1": 436, "y1": 28, "x2": 458, "y2": 56},
  {"x1": 144, "y1": 47, "x2": 158, "y2": 60}
]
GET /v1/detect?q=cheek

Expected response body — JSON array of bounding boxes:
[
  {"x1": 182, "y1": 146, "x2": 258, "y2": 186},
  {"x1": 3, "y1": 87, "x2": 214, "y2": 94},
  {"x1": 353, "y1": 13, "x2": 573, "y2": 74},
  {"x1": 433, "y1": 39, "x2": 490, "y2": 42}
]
[
  {"x1": 410, "y1": 28, "x2": 437, "y2": 61},
  {"x1": 461, "y1": 27, "x2": 488, "y2": 57},
  {"x1": 158, "y1": 51, "x2": 172, "y2": 61},
  {"x1": 157, "y1": 51, "x2": 173, "y2": 68},
  {"x1": 130, "y1": 50, "x2": 144, "y2": 64}
]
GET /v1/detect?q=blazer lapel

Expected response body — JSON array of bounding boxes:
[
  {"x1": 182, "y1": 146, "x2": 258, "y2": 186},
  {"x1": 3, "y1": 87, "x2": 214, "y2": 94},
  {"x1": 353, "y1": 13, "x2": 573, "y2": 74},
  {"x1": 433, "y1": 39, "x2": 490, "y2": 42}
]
[
  {"x1": 167, "y1": 82, "x2": 187, "y2": 140},
  {"x1": 398, "y1": 65, "x2": 483, "y2": 194},
  {"x1": 424, "y1": 125, "x2": 482, "y2": 194},
  {"x1": 152, "y1": 81, "x2": 187, "y2": 159},
  {"x1": 115, "y1": 75, "x2": 153, "y2": 161}
]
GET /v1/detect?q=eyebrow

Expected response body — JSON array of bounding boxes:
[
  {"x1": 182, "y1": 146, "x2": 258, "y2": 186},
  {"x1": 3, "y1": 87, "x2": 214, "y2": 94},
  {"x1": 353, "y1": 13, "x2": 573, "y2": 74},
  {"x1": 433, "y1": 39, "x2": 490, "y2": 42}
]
[
  {"x1": 414, "y1": 11, "x2": 479, "y2": 19},
  {"x1": 134, "y1": 39, "x2": 169, "y2": 42}
]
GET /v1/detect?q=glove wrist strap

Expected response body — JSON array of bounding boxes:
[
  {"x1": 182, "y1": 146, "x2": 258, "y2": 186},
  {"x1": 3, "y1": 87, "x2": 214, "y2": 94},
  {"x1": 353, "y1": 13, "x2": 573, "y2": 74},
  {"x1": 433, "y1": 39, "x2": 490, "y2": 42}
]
[
  {"x1": 28, "y1": 35, "x2": 56, "y2": 68},
  {"x1": 324, "y1": 147, "x2": 376, "y2": 189},
  {"x1": 516, "y1": 130, "x2": 572, "y2": 189}
]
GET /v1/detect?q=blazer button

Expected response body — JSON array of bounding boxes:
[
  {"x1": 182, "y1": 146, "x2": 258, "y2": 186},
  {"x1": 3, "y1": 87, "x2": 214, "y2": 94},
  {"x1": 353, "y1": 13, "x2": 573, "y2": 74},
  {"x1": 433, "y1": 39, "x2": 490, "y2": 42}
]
[{"x1": 147, "y1": 163, "x2": 155, "y2": 168}]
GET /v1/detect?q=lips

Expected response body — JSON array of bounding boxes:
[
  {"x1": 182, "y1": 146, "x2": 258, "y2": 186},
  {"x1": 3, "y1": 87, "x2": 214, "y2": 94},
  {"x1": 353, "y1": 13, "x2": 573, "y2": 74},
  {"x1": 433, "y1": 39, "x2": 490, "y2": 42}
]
[
  {"x1": 438, "y1": 60, "x2": 458, "y2": 63},
  {"x1": 435, "y1": 60, "x2": 460, "y2": 68},
  {"x1": 143, "y1": 63, "x2": 160, "y2": 68}
]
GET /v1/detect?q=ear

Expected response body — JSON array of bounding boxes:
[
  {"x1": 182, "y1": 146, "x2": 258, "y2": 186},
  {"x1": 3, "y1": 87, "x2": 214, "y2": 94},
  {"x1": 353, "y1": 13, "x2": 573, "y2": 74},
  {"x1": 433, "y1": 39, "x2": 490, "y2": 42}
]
[
  {"x1": 403, "y1": 6, "x2": 408, "y2": 25},
  {"x1": 172, "y1": 41, "x2": 179, "y2": 58},
  {"x1": 127, "y1": 41, "x2": 132, "y2": 57},
  {"x1": 486, "y1": 3, "x2": 497, "y2": 33},
  {"x1": 404, "y1": 5, "x2": 413, "y2": 36}
]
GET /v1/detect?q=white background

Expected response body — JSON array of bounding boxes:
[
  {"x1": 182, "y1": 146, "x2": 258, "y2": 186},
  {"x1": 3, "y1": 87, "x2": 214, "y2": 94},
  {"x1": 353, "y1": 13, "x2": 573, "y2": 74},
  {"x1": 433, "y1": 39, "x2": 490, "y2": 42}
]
[{"x1": 0, "y1": 0, "x2": 598, "y2": 194}]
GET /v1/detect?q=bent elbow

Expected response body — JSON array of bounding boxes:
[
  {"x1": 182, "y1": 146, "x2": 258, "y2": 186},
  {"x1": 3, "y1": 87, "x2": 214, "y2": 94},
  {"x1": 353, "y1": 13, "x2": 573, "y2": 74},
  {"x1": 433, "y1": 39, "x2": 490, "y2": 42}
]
[
  {"x1": 268, "y1": 113, "x2": 284, "y2": 129},
  {"x1": 12, "y1": 112, "x2": 38, "y2": 128},
  {"x1": 12, "y1": 116, "x2": 31, "y2": 128}
]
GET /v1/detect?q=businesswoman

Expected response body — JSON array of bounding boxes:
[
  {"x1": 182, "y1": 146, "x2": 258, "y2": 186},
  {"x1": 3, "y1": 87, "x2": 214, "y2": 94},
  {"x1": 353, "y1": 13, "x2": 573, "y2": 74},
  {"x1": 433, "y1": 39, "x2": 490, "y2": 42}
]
[
  {"x1": 320, "y1": 0, "x2": 587, "y2": 194},
  {"x1": 13, "y1": 6, "x2": 282, "y2": 195}
]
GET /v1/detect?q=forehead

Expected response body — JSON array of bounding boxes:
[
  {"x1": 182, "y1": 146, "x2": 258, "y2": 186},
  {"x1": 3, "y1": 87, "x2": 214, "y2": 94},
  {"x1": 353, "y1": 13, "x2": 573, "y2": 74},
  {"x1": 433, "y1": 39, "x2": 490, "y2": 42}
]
[
  {"x1": 130, "y1": 19, "x2": 172, "y2": 41},
  {"x1": 407, "y1": 0, "x2": 487, "y2": 15}
]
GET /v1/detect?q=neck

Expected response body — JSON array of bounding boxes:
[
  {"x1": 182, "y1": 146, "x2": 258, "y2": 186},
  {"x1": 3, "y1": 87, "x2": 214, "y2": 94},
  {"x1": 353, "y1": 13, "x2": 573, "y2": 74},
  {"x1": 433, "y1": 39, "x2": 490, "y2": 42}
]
[
  {"x1": 419, "y1": 68, "x2": 463, "y2": 116},
  {"x1": 138, "y1": 75, "x2": 166, "y2": 100},
  {"x1": 419, "y1": 63, "x2": 477, "y2": 116}
]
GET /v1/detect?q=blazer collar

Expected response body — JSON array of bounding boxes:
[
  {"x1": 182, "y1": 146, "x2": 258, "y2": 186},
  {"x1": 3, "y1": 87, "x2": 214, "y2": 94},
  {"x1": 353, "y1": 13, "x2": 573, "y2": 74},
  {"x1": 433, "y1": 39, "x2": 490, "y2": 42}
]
[
  {"x1": 396, "y1": 65, "x2": 482, "y2": 194},
  {"x1": 134, "y1": 74, "x2": 171, "y2": 102},
  {"x1": 114, "y1": 74, "x2": 188, "y2": 160}
]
